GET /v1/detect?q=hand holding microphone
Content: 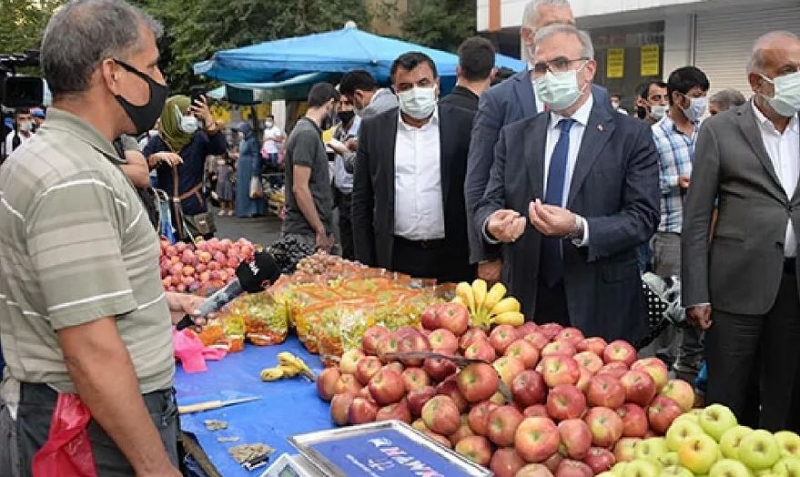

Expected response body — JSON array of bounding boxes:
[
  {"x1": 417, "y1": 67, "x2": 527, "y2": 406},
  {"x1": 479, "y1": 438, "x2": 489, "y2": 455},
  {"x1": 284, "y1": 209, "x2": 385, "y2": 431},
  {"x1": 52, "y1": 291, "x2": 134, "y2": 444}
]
[{"x1": 174, "y1": 251, "x2": 281, "y2": 331}]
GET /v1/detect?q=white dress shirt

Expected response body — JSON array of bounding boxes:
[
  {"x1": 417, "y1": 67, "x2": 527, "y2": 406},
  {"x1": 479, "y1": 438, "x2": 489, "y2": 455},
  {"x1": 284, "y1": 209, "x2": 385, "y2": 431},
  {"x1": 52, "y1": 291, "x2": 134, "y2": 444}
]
[
  {"x1": 262, "y1": 126, "x2": 284, "y2": 154},
  {"x1": 394, "y1": 110, "x2": 445, "y2": 240},
  {"x1": 544, "y1": 96, "x2": 593, "y2": 246},
  {"x1": 753, "y1": 102, "x2": 800, "y2": 257},
  {"x1": 333, "y1": 117, "x2": 360, "y2": 193},
  {"x1": 4, "y1": 131, "x2": 29, "y2": 154}
]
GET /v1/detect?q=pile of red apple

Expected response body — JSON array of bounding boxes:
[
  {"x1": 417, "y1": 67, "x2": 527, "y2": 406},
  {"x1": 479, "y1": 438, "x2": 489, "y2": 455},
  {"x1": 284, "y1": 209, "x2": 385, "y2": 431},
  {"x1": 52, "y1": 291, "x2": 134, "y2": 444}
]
[
  {"x1": 159, "y1": 237, "x2": 255, "y2": 294},
  {"x1": 316, "y1": 302, "x2": 697, "y2": 477}
]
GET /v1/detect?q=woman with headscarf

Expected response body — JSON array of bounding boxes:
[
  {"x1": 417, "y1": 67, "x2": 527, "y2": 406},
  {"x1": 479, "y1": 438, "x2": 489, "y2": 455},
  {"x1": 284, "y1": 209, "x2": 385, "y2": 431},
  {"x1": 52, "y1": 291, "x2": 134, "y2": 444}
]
[
  {"x1": 234, "y1": 121, "x2": 266, "y2": 217},
  {"x1": 144, "y1": 94, "x2": 227, "y2": 241}
]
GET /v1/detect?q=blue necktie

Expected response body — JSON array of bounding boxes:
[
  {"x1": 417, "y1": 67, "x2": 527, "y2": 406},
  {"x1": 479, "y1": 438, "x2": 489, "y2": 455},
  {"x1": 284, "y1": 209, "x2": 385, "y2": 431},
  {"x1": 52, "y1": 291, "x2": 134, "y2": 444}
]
[{"x1": 541, "y1": 118, "x2": 575, "y2": 288}]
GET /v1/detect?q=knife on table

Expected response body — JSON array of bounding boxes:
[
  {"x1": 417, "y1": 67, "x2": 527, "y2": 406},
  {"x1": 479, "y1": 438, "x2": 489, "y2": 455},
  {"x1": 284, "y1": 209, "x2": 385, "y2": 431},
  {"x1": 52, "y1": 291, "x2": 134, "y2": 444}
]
[{"x1": 178, "y1": 395, "x2": 261, "y2": 414}]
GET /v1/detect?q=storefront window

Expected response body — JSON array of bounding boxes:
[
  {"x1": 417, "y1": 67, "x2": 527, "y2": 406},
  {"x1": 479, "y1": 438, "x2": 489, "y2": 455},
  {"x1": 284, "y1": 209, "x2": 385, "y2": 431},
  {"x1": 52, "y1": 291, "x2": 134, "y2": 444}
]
[{"x1": 590, "y1": 22, "x2": 665, "y2": 113}]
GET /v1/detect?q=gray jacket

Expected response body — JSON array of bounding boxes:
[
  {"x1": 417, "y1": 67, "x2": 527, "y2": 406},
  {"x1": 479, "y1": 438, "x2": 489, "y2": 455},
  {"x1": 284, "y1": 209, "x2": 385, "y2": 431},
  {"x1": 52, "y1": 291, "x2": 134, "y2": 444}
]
[{"x1": 682, "y1": 100, "x2": 800, "y2": 314}]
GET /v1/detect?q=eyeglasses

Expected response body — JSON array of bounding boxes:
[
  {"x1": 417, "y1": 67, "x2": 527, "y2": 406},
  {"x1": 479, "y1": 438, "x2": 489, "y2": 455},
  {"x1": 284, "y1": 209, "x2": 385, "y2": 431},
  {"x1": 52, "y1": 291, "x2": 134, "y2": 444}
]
[{"x1": 532, "y1": 57, "x2": 589, "y2": 75}]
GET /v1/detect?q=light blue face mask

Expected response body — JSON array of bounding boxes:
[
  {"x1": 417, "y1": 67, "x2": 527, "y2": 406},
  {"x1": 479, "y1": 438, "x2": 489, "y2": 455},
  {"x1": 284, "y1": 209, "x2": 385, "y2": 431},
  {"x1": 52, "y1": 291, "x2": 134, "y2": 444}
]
[
  {"x1": 680, "y1": 95, "x2": 708, "y2": 122},
  {"x1": 535, "y1": 61, "x2": 588, "y2": 111},
  {"x1": 761, "y1": 71, "x2": 800, "y2": 117}
]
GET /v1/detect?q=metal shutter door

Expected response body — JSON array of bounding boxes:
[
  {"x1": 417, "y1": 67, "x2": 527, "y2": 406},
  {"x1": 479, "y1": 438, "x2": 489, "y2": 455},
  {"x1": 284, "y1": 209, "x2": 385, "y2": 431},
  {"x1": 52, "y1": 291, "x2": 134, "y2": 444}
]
[{"x1": 695, "y1": 2, "x2": 800, "y2": 97}]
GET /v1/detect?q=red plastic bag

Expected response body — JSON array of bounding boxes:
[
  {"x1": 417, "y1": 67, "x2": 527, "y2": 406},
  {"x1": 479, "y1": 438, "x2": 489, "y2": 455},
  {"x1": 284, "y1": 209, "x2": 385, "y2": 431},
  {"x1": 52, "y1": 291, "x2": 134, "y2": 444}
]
[{"x1": 31, "y1": 393, "x2": 98, "y2": 477}]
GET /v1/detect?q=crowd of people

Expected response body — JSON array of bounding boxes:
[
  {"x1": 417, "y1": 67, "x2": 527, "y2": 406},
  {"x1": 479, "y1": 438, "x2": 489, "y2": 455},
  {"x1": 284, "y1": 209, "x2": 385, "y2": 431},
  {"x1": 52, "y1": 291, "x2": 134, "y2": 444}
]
[{"x1": 1, "y1": 0, "x2": 800, "y2": 475}]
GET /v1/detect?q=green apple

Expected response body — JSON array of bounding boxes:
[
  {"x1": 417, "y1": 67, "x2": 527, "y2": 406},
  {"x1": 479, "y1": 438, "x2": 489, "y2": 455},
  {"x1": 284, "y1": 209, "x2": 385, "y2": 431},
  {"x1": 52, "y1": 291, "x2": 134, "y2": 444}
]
[
  {"x1": 673, "y1": 413, "x2": 701, "y2": 425},
  {"x1": 624, "y1": 460, "x2": 661, "y2": 477},
  {"x1": 739, "y1": 430, "x2": 782, "y2": 470},
  {"x1": 678, "y1": 434, "x2": 720, "y2": 475},
  {"x1": 775, "y1": 432, "x2": 800, "y2": 458},
  {"x1": 659, "y1": 452, "x2": 680, "y2": 467},
  {"x1": 700, "y1": 405, "x2": 739, "y2": 442},
  {"x1": 599, "y1": 472, "x2": 617, "y2": 477},
  {"x1": 667, "y1": 419, "x2": 706, "y2": 451},
  {"x1": 772, "y1": 457, "x2": 800, "y2": 477},
  {"x1": 637, "y1": 438, "x2": 670, "y2": 462},
  {"x1": 614, "y1": 462, "x2": 630, "y2": 476},
  {"x1": 709, "y1": 459, "x2": 754, "y2": 477},
  {"x1": 720, "y1": 426, "x2": 755, "y2": 460},
  {"x1": 660, "y1": 466, "x2": 695, "y2": 477}
]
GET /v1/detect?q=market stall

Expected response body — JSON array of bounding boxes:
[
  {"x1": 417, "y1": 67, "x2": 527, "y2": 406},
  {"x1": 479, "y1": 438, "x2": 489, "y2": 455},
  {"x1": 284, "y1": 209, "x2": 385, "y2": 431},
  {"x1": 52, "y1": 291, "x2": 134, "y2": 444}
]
[{"x1": 169, "y1": 242, "x2": 800, "y2": 477}]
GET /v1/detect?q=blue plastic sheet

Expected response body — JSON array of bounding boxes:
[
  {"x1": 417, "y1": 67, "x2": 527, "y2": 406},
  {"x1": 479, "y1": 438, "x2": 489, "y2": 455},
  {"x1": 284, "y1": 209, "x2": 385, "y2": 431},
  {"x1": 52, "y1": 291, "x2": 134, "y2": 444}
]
[{"x1": 175, "y1": 336, "x2": 331, "y2": 476}]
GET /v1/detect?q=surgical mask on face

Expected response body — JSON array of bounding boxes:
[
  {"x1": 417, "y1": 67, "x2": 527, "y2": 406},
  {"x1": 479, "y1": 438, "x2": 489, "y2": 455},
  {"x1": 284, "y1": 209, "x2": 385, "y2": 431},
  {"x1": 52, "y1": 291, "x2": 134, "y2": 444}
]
[
  {"x1": 611, "y1": 101, "x2": 620, "y2": 110},
  {"x1": 18, "y1": 121, "x2": 33, "y2": 133},
  {"x1": 534, "y1": 63, "x2": 588, "y2": 111},
  {"x1": 113, "y1": 59, "x2": 169, "y2": 136},
  {"x1": 178, "y1": 108, "x2": 199, "y2": 134},
  {"x1": 680, "y1": 95, "x2": 707, "y2": 122},
  {"x1": 650, "y1": 104, "x2": 668, "y2": 121},
  {"x1": 761, "y1": 72, "x2": 800, "y2": 118},
  {"x1": 265, "y1": 121, "x2": 274, "y2": 128},
  {"x1": 398, "y1": 86, "x2": 437, "y2": 120}
]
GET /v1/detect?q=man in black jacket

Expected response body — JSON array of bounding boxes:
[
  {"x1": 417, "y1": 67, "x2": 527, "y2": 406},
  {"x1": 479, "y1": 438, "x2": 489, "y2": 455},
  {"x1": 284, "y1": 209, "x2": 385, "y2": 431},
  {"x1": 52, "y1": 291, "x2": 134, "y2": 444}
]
[
  {"x1": 439, "y1": 37, "x2": 496, "y2": 113},
  {"x1": 352, "y1": 52, "x2": 475, "y2": 283}
]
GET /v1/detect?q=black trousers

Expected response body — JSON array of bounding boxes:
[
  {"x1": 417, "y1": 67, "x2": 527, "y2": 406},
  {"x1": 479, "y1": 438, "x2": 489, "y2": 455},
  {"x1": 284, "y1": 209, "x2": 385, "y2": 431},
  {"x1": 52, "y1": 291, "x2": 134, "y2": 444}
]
[
  {"x1": 339, "y1": 193, "x2": 355, "y2": 260},
  {"x1": 705, "y1": 266, "x2": 800, "y2": 432},
  {"x1": 391, "y1": 236, "x2": 474, "y2": 284},
  {"x1": 535, "y1": 279, "x2": 571, "y2": 327},
  {"x1": 16, "y1": 383, "x2": 179, "y2": 477}
]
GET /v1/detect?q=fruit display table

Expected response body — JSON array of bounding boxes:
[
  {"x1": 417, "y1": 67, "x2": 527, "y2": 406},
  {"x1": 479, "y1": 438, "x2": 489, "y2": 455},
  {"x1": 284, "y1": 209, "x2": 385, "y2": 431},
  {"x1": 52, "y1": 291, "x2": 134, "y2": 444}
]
[{"x1": 175, "y1": 336, "x2": 331, "y2": 476}]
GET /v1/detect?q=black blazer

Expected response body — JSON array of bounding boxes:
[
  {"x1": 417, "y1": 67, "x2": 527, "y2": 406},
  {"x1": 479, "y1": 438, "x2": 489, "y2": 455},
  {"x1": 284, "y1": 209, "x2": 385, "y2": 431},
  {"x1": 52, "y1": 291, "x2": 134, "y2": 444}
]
[
  {"x1": 352, "y1": 104, "x2": 475, "y2": 281},
  {"x1": 439, "y1": 86, "x2": 479, "y2": 113},
  {"x1": 475, "y1": 95, "x2": 660, "y2": 342}
]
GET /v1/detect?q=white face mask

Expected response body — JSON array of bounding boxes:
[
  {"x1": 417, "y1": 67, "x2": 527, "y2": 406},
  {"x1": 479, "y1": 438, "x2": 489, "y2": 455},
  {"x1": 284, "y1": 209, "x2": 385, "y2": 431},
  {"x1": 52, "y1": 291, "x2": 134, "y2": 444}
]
[
  {"x1": 535, "y1": 62, "x2": 588, "y2": 111},
  {"x1": 650, "y1": 104, "x2": 668, "y2": 121},
  {"x1": 611, "y1": 101, "x2": 620, "y2": 110},
  {"x1": 397, "y1": 86, "x2": 437, "y2": 120},
  {"x1": 18, "y1": 121, "x2": 33, "y2": 133},
  {"x1": 176, "y1": 106, "x2": 199, "y2": 134},
  {"x1": 680, "y1": 96, "x2": 708, "y2": 122},
  {"x1": 761, "y1": 72, "x2": 800, "y2": 118},
  {"x1": 265, "y1": 121, "x2": 274, "y2": 128}
]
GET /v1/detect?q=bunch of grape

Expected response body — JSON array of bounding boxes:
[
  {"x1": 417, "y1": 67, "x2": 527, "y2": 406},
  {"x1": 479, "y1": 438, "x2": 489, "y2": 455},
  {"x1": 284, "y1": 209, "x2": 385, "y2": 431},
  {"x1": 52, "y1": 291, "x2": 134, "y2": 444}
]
[
  {"x1": 296, "y1": 252, "x2": 351, "y2": 275},
  {"x1": 266, "y1": 236, "x2": 316, "y2": 274}
]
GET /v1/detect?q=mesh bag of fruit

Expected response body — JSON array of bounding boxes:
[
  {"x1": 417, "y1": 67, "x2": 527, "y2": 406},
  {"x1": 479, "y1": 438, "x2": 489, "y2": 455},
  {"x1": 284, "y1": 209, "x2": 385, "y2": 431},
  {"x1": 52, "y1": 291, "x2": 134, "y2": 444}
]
[{"x1": 221, "y1": 292, "x2": 289, "y2": 346}]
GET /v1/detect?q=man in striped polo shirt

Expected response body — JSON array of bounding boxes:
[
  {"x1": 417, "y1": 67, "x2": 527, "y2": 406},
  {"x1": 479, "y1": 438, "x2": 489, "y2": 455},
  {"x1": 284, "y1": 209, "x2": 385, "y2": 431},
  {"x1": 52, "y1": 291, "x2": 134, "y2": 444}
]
[{"x1": 0, "y1": 1, "x2": 208, "y2": 475}]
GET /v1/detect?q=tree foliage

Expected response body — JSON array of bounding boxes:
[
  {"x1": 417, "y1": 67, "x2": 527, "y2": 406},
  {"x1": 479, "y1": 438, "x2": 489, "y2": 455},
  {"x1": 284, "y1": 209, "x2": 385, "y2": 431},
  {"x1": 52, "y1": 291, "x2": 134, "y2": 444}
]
[
  {"x1": 0, "y1": 0, "x2": 65, "y2": 56},
  {"x1": 401, "y1": 0, "x2": 477, "y2": 53}
]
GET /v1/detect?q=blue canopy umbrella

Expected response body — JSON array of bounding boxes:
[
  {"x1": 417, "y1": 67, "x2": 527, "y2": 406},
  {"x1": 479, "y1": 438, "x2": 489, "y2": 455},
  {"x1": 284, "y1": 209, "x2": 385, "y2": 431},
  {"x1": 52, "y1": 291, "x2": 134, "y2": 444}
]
[{"x1": 194, "y1": 23, "x2": 525, "y2": 90}]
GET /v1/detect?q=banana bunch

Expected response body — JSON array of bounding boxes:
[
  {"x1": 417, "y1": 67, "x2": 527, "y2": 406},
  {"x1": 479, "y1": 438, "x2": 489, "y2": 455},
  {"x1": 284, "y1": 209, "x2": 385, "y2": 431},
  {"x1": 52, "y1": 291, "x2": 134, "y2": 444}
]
[
  {"x1": 260, "y1": 352, "x2": 315, "y2": 382},
  {"x1": 453, "y1": 279, "x2": 524, "y2": 328}
]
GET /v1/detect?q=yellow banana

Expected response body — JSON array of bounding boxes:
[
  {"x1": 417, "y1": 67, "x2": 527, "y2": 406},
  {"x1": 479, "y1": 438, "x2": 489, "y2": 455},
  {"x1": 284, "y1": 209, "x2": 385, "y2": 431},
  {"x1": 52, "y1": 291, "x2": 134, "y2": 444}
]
[
  {"x1": 260, "y1": 367, "x2": 285, "y2": 381},
  {"x1": 451, "y1": 295, "x2": 465, "y2": 305},
  {"x1": 278, "y1": 364, "x2": 302, "y2": 378},
  {"x1": 471, "y1": 279, "x2": 487, "y2": 314},
  {"x1": 455, "y1": 282, "x2": 476, "y2": 314},
  {"x1": 277, "y1": 352, "x2": 315, "y2": 380},
  {"x1": 489, "y1": 296, "x2": 521, "y2": 316},
  {"x1": 481, "y1": 282, "x2": 507, "y2": 314},
  {"x1": 491, "y1": 311, "x2": 525, "y2": 326}
]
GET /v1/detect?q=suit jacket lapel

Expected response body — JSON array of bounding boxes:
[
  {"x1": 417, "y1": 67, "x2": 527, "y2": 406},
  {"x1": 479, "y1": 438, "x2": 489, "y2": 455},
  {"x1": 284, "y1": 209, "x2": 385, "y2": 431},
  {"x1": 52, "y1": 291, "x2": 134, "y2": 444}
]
[
  {"x1": 386, "y1": 109, "x2": 400, "y2": 224},
  {"x1": 792, "y1": 112, "x2": 800, "y2": 203},
  {"x1": 738, "y1": 102, "x2": 785, "y2": 198},
  {"x1": 438, "y1": 107, "x2": 452, "y2": 207},
  {"x1": 513, "y1": 70, "x2": 538, "y2": 119},
  {"x1": 567, "y1": 98, "x2": 615, "y2": 207},
  {"x1": 526, "y1": 114, "x2": 549, "y2": 203}
]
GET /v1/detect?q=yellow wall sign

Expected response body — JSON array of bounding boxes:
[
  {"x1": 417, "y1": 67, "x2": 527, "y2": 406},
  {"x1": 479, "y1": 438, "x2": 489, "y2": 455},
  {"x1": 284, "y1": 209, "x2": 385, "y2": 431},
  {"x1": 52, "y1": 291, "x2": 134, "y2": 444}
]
[
  {"x1": 641, "y1": 44, "x2": 661, "y2": 76},
  {"x1": 607, "y1": 48, "x2": 625, "y2": 79}
]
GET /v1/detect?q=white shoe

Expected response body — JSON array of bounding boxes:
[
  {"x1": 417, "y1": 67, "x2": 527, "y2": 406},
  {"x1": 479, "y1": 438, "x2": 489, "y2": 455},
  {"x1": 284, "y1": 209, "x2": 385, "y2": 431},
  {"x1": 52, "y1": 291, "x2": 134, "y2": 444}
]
[{"x1": 217, "y1": 210, "x2": 226, "y2": 216}]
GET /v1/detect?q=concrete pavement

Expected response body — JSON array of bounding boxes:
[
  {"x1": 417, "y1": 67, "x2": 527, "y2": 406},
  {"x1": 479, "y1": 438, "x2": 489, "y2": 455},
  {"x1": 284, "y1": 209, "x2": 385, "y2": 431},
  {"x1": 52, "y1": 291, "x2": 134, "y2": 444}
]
[{"x1": 213, "y1": 208, "x2": 283, "y2": 247}]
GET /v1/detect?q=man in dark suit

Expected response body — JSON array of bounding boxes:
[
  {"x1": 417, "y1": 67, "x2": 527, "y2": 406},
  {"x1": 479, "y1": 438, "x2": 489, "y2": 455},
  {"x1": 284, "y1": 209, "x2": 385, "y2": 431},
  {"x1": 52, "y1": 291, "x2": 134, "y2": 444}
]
[
  {"x1": 466, "y1": 0, "x2": 613, "y2": 284},
  {"x1": 475, "y1": 24, "x2": 659, "y2": 342},
  {"x1": 352, "y1": 52, "x2": 475, "y2": 283},
  {"x1": 682, "y1": 31, "x2": 800, "y2": 431},
  {"x1": 439, "y1": 37, "x2": 496, "y2": 113}
]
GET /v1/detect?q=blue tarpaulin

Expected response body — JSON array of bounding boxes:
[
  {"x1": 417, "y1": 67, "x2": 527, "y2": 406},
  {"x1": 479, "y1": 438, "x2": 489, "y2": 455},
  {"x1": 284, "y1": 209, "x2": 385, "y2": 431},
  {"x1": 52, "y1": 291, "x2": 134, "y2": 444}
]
[
  {"x1": 175, "y1": 336, "x2": 331, "y2": 476},
  {"x1": 194, "y1": 24, "x2": 525, "y2": 89}
]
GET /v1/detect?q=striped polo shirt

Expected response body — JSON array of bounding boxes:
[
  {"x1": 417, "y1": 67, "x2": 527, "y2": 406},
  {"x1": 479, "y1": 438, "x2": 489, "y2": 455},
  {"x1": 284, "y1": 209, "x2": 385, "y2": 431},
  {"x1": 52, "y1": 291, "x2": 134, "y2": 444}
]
[{"x1": 0, "y1": 108, "x2": 174, "y2": 394}]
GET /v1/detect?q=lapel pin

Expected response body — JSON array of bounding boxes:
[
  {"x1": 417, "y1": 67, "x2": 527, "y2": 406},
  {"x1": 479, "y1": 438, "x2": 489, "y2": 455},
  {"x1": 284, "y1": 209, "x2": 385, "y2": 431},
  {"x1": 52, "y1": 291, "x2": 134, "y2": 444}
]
[{"x1": 598, "y1": 124, "x2": 604, "y2": 132}]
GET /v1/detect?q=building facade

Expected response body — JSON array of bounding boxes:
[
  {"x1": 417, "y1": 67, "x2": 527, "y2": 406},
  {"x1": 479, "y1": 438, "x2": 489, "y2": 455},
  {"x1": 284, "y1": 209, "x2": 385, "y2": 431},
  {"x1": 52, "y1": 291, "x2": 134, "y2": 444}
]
[{"x1": 478, "y1": 0, "x2": 800, "y2": 110}]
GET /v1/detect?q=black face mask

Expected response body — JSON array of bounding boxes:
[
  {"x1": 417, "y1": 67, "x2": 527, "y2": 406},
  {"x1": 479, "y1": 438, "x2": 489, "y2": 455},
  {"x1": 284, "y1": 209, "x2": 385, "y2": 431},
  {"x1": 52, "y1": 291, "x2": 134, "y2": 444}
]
[
  {"x1": 113, "y1": 59, "x2": 169, "y2": 136},
  {"x1": 337, "y1": 110, "x2": 355, "y2": 126}
]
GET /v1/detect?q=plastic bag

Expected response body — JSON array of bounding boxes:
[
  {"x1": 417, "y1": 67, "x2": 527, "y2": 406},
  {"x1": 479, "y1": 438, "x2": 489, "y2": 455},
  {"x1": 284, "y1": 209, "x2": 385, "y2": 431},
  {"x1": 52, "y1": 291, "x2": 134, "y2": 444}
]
[
  {"x1": 249, "y1": 176, "x2": 263, "y2": 199},
  {"x1": 31, "y1": 393, "x2": 98, "y2": 477}
]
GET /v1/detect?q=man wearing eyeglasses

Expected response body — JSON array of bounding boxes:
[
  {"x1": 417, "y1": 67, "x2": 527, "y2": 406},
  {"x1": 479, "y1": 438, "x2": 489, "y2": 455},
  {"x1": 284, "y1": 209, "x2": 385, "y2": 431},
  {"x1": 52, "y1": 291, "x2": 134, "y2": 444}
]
[
  {"x1": 466, "y1": 0, "x2": 613, "y2": 286},
  {"x1": 475, "y1": 24, "x2": 659, "y2": 342}
]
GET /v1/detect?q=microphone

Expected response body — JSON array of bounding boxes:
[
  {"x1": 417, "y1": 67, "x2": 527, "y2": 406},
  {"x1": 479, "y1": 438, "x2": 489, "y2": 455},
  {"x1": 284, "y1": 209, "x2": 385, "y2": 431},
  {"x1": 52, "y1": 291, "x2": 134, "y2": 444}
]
[{"x1": 175, "y1": 251, "x2": 280, "y2": 330}]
